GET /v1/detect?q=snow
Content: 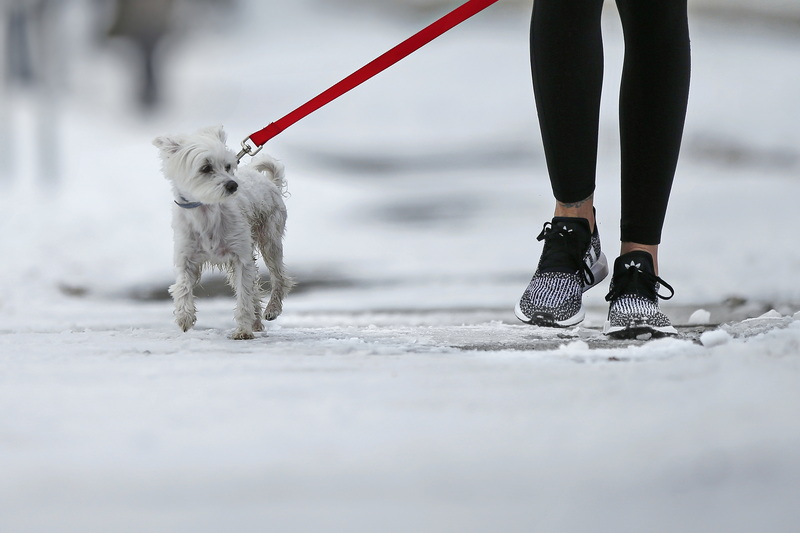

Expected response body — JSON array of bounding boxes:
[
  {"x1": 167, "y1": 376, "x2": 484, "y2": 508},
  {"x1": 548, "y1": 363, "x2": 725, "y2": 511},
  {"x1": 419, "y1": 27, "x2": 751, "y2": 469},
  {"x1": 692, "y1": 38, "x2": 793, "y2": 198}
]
[
  {"x1": 688, "y1": 308, "x2": 712, "y2": 325},
  {"x1": 700, "y1": 328, "x2": 733, "y2": 347},
  {"x1": 1, "y1": 1, "x2": 800, "y2": 532}
]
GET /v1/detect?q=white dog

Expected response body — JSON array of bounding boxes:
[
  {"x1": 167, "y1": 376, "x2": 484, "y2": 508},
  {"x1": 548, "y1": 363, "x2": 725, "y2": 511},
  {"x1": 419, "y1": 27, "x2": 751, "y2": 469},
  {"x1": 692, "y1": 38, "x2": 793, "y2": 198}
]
[{"x1": 153, "y1": 126, "x2": 293, "y2": 339}]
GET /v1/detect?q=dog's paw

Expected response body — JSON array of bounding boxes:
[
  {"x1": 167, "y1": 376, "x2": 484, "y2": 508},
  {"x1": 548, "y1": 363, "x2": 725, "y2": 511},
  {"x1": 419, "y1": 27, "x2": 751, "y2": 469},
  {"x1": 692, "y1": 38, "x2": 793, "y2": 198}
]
[
  {"x1": 231, "y1": 329, "x2": 255, "y2": 340},
  {"x1": 264, "y1": 304, "x2": 283, "y2": 321},
  {"x1": 175, "y1": 313, "x2": 196, "y2": 332}
]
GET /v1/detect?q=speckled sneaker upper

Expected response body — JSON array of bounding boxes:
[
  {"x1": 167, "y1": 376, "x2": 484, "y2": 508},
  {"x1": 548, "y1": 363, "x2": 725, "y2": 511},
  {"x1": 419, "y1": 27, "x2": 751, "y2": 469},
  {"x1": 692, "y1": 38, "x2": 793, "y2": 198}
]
[
  {"x1": 603, "y1": 251, "x2": 678, "y2": 338},
  {"x1": 515, "y1": 217, "x2": 608, "y2": 327}
]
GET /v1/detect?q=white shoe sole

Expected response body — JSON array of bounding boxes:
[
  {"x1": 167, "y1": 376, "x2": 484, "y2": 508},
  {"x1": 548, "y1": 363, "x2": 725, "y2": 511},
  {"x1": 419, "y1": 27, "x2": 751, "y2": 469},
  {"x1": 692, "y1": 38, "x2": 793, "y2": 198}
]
[
  {"x1": 603, "y1": 321, "x2": 678, "y2": 338},
  {"x1": 514, "y1": 301, "x2": 586, "y2": 327}
]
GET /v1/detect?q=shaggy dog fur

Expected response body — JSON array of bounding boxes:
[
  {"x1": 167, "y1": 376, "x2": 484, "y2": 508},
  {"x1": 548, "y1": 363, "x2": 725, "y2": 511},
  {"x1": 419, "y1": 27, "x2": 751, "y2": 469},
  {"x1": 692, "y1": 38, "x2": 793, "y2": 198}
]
[{"x1": 153, "y1": 126, "x2": 293, "y2": 339}]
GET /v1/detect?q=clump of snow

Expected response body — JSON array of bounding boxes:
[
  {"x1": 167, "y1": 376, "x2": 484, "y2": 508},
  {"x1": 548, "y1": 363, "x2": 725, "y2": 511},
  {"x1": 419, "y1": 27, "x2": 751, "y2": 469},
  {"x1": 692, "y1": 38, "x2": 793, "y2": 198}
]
[
  {"x1": 558, "y1": 340, "x2": 590, "y2": 355},
  {"x1": 688, "y1": 309, "x2": 712, "y2": 325},
  {"x1": 700, "y1": 329, "x2": 732, "y2": 347}
]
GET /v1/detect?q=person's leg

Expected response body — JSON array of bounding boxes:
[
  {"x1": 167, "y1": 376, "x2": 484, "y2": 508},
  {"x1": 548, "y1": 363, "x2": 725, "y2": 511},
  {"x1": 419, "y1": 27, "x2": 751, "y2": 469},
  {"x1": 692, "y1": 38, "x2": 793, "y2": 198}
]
[
  {"x1": 531, "y1": 0, "x2": 605, "y2": 232},
  {"x1": 603, "y1": 0, "x2": 690, "y2": 337},
  {"x1": 516, "y1": 0, "x2": 609, "y2": 327},
  {"x1": 616, "y1": 0, "x2": 691, "y2": 271}
]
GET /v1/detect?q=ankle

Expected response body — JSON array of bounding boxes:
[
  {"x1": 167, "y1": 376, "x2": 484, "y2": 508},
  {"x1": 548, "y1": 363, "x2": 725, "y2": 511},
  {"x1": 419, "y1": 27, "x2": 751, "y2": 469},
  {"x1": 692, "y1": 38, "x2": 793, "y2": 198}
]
[{"x1": 554, "y1": 195, "x2": 595, "y2": 232}]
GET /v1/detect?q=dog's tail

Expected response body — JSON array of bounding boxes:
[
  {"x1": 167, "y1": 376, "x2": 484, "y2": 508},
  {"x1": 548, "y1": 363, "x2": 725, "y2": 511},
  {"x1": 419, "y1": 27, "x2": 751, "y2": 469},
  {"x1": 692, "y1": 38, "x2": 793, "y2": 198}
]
[{"x1": 252, "y1": 155, "x2": 289, "y2": 197}]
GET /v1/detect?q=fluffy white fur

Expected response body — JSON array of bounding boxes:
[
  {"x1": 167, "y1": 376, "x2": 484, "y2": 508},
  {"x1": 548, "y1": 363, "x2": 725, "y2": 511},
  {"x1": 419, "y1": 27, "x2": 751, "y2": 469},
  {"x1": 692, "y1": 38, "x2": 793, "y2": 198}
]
[{"x1": 153, "y1": 126, "x2": 293, "y2": 340}]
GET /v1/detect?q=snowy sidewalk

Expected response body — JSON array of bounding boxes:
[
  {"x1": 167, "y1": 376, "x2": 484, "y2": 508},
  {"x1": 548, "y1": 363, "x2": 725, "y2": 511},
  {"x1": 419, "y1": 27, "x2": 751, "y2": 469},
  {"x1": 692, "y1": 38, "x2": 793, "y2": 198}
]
[{"x1": 2, "y1": 296, "x2": 800, "y2": 533}]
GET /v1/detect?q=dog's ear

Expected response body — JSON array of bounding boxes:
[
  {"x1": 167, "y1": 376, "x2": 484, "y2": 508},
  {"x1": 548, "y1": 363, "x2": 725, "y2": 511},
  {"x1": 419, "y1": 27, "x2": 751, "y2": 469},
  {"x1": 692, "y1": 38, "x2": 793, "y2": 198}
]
[
  {"x1": 200, "y1": 125, "x2": 227, "y2": 144},
  {"x1": 153, "y1": 135, "x2": 182, "y2": 156}
]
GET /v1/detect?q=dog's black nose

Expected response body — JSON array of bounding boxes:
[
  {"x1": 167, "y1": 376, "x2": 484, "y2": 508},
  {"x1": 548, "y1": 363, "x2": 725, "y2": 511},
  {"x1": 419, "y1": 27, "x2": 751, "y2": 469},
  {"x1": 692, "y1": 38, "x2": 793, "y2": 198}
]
[{"x1": 224, "y1": 180, "x2": 239, "y2": 194}]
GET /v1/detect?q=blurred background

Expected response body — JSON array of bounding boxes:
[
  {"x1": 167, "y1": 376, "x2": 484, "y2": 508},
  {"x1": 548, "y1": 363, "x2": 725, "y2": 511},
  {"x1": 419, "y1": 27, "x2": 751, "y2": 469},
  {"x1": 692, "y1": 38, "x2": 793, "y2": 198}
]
[{"x1": 1, "y1": 0, "x2": 799, "y2": 319}]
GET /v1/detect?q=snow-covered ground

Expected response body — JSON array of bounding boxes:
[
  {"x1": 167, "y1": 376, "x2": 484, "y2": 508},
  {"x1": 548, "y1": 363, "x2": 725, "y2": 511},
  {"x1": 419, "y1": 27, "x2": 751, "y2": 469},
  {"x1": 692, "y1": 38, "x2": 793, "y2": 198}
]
[{"x1": 1, "y1": 1, "x2": 799, "y2": 532}]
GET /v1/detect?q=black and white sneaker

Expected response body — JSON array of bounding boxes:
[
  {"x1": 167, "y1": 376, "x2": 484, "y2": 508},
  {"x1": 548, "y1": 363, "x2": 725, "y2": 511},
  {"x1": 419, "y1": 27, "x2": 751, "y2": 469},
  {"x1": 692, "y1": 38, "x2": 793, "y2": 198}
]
[
  {"x1": 515, "y1": 216, "x2": 608, "y2": 327},
  {"x1": 603, "y1": 250, "x2": 678, "y2": 338}
]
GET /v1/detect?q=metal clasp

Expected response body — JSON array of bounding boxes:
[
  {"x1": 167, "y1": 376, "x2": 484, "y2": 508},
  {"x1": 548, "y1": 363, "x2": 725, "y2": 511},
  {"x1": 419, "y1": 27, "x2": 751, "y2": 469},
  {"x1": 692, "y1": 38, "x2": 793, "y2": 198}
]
[{"x1": 236, "y1": 137, "x2": 263, "y2": 163}]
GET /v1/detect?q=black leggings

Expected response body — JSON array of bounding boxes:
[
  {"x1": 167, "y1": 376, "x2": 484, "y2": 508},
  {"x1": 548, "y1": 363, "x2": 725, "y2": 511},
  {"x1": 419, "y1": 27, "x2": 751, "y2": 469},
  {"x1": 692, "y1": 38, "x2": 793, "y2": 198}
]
[{"x1": 531, "y1": 0, "x2": 691, "y2": 245}]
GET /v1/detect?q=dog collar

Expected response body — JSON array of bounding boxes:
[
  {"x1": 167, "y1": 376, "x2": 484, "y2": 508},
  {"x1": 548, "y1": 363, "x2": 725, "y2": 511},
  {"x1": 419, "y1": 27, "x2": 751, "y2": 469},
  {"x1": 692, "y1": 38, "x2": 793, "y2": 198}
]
[{"x1": 175, "y1": 196, "x2": 204, "y2": 209}]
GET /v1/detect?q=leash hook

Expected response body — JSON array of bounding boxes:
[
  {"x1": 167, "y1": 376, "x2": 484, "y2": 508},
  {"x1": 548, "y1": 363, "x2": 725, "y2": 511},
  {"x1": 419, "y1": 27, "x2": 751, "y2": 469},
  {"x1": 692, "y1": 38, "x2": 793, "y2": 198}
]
[{"x1": 236, "y1": 137, "x2": 263, "y2": 164}]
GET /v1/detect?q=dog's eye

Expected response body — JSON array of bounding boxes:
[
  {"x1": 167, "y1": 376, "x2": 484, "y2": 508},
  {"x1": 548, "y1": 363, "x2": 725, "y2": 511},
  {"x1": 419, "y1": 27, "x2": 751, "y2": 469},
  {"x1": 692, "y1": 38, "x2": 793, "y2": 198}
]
[
  {"x1": 225, "y1": 164, "x2": 232, "y2": 172},
  {"x1": 200, "y1": 164, "x2": 212, "y2": 174}
]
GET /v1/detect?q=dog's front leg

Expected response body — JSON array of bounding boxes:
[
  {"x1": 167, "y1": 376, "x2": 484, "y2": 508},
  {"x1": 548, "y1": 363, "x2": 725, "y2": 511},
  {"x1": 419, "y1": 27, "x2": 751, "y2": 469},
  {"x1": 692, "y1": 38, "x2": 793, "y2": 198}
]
[
  {"x1": 170, "y1": 258, "x2": 201, "y2": 332},
  {"x1": 229, "y1": 259, "x2": 259, "y2": 340}
]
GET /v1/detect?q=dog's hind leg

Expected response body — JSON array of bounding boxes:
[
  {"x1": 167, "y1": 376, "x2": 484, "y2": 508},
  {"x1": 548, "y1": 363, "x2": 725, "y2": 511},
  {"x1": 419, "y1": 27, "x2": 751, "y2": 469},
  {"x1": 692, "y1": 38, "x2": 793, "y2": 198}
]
[
  {"x1": 170, "y1": 259, "x2": 201, "y2": 332},
  {"x1": 256, "y1": 224, "x2": 294, "y2": 321},
  {"x1": 228, "y1": 259, "x2": 259, "y2": 340},
  {"x1": 251, "y1": 275, "x2": 265, "y2": 333}
]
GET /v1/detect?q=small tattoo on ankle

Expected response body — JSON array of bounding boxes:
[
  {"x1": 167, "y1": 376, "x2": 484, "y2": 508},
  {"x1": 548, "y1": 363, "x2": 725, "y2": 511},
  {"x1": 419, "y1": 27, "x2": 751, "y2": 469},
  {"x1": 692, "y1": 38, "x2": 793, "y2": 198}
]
[{"x1": 558, "y1": 195, "x2": 593, "y2": 209}]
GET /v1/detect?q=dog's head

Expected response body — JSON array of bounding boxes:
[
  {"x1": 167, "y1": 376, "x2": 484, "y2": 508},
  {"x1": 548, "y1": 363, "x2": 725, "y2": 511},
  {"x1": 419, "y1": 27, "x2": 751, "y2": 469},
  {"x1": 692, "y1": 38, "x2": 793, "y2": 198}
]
[{"x1": 153, "y1": 126, "x2": 240, "y2": 204}]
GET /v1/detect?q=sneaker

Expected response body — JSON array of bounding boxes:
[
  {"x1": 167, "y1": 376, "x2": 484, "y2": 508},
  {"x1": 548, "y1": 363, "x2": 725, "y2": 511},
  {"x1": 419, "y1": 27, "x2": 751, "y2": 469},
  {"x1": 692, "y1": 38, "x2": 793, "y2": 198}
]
[
  {"x1": 603, "y1": 250, "x2": 678, "y2": 338},
  {"x1": 515, "y1": 216, "x2": 608, "y2": 327}
]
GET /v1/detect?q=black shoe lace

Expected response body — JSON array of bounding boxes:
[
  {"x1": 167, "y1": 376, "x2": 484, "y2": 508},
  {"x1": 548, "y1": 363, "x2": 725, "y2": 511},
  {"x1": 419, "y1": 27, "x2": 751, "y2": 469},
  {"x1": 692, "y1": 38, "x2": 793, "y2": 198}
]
[
  {"x1": 605, "y1": 262, "x2": 675, "y2": 303},
  {"x1": 537, "y1": 222, "x2": 595, "y2": 287}
]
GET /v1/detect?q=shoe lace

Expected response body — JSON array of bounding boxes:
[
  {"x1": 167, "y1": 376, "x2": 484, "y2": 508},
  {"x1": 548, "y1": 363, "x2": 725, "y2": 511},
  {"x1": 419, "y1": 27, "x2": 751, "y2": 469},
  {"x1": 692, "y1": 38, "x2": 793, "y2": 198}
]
[
  {"x1": 605, "y1": 261, "x2": 675, "y2": 302},
  {"x1": 537, "y1": 222, "x2": 595, "y2": 287}
]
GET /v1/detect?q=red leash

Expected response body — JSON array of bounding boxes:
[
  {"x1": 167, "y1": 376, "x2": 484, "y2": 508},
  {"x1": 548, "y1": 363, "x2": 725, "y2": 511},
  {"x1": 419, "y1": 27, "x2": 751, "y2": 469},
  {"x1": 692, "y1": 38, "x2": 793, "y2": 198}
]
[{"x1": 237, "y1": 0, "x2": 502, "y2": 162}]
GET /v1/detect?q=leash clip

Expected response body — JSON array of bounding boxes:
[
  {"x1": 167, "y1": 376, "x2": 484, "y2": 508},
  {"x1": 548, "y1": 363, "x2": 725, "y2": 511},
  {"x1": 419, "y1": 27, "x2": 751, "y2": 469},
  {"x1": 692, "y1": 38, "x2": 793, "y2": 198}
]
[{"x1": 236, "y1": 137, "x2": 263, "y2": 163}]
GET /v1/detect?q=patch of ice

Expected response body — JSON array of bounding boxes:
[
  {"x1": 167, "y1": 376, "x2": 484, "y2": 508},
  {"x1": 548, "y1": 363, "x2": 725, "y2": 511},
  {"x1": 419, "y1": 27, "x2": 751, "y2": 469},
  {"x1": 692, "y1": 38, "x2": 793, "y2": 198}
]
[{"x1": 723, "y1": 311, "x2": 796, "y2": 339}]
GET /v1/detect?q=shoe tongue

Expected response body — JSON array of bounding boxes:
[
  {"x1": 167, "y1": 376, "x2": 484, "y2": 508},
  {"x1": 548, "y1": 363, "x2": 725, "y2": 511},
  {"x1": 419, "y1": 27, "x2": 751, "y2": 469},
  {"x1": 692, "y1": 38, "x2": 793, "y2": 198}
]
[
  {"x1": 537, "y1": 217, "x2": 592, "y2": 274},
  {"x1": 616, "y1": 250, "x2": 654, "y2": 274}
]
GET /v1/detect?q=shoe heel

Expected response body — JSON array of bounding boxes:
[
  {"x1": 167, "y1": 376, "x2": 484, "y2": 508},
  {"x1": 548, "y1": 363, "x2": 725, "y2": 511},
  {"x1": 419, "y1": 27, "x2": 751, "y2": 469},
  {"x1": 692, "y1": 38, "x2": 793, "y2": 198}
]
[{"x1": 583, "y1": 252, "x2": 609, "y2": 292}]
